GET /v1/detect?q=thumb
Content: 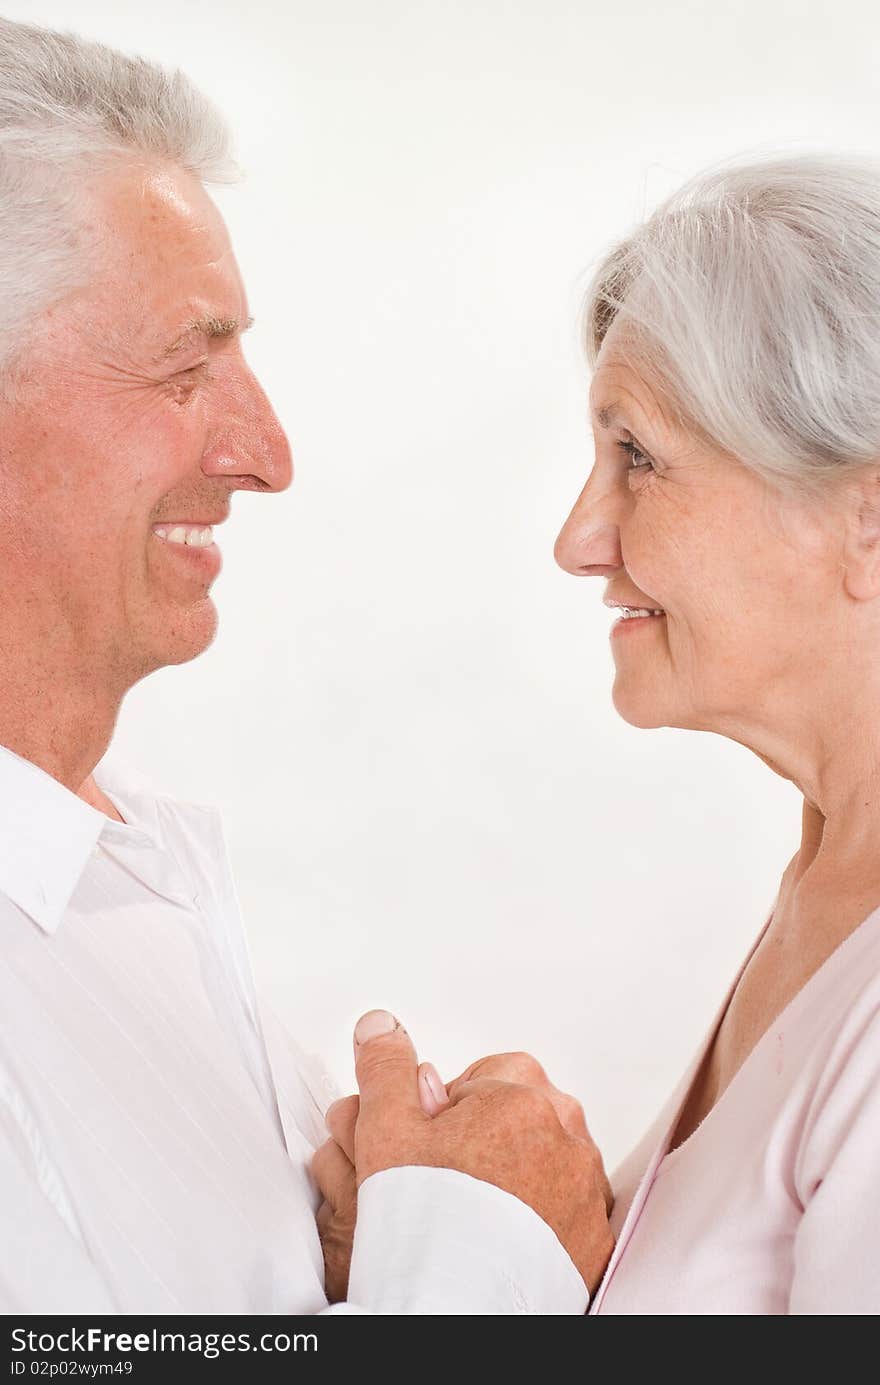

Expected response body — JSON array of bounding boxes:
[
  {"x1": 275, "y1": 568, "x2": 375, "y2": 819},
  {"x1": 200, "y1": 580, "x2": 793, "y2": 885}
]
[{"x1": 353, "y1": 1009, "x2": 421, "y2": 1126}]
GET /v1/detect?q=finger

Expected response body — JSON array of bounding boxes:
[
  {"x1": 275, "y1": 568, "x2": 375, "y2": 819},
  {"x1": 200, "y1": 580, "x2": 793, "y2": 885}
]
[
  {"x1": 311, "y1": 1138, "x2": 357, "y2": 1210},
  {"x1": 446, "y1": 1074, "x2": 580, "y2": 1140},
  {"x1": 353, "y1": 1009, "x2": 422, "y2": 1125},
  {"x1": 417, "y1": 1062, "x2": 449, "y2": 1116},
  {"x1": 326, "y1": 1094, "x2": 359, "y2": 1163},
  {"x1": 316, "y1": 1199, "x2": 334, "y2": 1236},
  {"x1": 443, "y1": 1074, "x2": 518, "y2": 1109},
  {"x1": 446, "y1": 1055, "x2": 589, "y2": 1141},
  {"x1": 449, "y1": 1051, "x2": 549, "y2": 1094}
]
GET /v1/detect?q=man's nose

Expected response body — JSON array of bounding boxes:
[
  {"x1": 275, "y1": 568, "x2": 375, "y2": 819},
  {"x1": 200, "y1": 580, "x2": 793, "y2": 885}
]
[
  {"x1": 553, "y1": 482, "x2": 623, "y2": 576},
  {"x1": 202, "y1": 364, "x2": 293, "y2": 493}
]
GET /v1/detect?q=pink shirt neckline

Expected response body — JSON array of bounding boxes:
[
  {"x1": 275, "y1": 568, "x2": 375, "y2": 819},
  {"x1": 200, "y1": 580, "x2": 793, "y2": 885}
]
[
  {"x1": 590, "y1": 892, "x2": 880, "y2": 1312},
  {"x1": 662, "y1": 895, "x2": 880, "y2": 1171}
]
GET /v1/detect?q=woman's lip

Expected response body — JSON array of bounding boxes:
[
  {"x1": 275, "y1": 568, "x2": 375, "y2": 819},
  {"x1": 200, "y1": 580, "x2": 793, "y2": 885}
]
[
  {"x1": 610, "y1": 611, "x2": 666, "y2": 636},
  {"x1": 603, "y1": 598, "x2": 664, "y2": 611}
]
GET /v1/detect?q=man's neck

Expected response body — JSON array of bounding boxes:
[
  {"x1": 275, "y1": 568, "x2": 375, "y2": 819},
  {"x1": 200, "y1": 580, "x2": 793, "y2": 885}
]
[
  {"x1": 77, "y1": 772, "x2": 127, "y2": 823},
  {"x1": 0, "y1": 669, "x2": 124, "y2": 810}
]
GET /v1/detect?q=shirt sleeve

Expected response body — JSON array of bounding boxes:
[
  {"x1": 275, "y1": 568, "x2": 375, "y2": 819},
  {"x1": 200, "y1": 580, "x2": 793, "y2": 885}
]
[
  {"x1": 325, "y1": 1165, "x2": 589, "y2": 1315},
  {"x1": 3, "y1": 1045, "x2": 586, "y2": 1315},
  {"x1": 256, "y1": 1008, "x2": 588, "y2": 1315},
  {"x1": 790, "y1": 999, "x2": 880, "y2": 1314}
]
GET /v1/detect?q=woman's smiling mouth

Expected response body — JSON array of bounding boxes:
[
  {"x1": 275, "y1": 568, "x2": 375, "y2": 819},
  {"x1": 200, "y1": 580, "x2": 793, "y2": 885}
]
[{"x1": 603, "y1": 594, "x2": 666, "y2": 636}]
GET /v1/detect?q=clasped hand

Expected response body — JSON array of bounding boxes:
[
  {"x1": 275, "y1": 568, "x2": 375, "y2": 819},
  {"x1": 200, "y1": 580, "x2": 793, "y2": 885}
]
[{"x1": 311, "y1": 1009, "x2": 615, "y2": 1304}]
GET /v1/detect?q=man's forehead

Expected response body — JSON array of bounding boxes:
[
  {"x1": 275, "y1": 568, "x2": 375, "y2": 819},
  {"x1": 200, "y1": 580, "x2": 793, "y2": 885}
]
[{"x1": 84, "y1": 165, "x2": 250, "y2": 355}]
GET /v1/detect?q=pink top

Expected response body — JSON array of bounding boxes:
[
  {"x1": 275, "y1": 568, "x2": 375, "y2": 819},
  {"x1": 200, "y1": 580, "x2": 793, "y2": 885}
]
[{"x1": 591, "y1": 895, "x2": 880, "y2": 1314}]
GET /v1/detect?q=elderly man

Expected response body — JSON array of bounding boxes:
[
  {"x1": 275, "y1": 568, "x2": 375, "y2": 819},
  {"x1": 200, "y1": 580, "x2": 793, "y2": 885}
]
[{"x1": 0, "y1": 18, "x2": 612, "y2": 1315}]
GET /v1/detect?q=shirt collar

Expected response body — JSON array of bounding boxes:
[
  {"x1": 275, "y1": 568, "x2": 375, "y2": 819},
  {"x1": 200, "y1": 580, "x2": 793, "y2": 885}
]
[{"x1": 0, "y1": 742, "x2": 162, "y2": 935}]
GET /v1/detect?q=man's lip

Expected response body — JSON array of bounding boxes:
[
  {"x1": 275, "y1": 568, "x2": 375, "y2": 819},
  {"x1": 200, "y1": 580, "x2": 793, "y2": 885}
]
[
  {"x1": 150, "y1": 526, "x2": 223, "y2": 576},
  {"x1": 152, "y1": 519, "x2": 226, "y2": 527}
]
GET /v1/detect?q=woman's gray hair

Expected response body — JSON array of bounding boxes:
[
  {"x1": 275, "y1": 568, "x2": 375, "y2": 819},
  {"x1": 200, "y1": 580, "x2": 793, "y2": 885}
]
[
  {"x1": 585, "y1": 153, "x2": 880, "y2": 506},
  {"x1": 0, "y1": 16, "x2": 236, "y2": 380}
]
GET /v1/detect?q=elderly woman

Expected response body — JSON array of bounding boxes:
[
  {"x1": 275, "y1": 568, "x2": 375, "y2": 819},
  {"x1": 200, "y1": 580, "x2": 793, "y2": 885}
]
[
  {"x1": 553, "y1": 151, "x2": 880, "y2": 1313},
  {"x1": 317, "y1": 152, "x2": 880, "y2": 1314}
]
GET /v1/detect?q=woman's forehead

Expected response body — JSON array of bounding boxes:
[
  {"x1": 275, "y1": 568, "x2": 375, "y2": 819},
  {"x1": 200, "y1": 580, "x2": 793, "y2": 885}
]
[{"x1": 589, "y1": 355, "x2": 667, "y2": 434}]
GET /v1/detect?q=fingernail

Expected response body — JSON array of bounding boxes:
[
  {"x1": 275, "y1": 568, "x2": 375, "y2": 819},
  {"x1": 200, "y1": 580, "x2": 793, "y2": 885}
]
[
  {"x1": 421, "y1": 1063, "x2": 448, "y2": 1109},
  {"x1": 354, "y1": 1009, "x2": 399, "y2": 1045}
]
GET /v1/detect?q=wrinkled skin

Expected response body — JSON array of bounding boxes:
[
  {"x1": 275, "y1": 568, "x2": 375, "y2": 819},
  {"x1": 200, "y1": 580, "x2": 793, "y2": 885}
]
[
  {"x1": 312, "y1": 1020, "x2": 614, "y2": 1303},
  {"x1": 0, "y1": 160, "x2": 292, "y2": 801}
]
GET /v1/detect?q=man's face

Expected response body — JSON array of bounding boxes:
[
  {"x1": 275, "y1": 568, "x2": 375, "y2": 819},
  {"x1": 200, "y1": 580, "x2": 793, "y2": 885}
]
[{"x1": 0, "y1": 162, "x2": 292, "y2": 690}]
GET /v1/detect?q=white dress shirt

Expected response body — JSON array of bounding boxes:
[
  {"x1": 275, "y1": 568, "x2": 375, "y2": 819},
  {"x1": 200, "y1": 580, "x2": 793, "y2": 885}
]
[{"x1": 0, "y1": 742, "x2": 586, "y2": 1315}]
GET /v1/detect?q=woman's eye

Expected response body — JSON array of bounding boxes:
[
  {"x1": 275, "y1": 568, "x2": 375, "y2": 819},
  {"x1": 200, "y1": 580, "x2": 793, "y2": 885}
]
[{"x1": 617, "y1": 438, "x2": 655, "y2": 472}]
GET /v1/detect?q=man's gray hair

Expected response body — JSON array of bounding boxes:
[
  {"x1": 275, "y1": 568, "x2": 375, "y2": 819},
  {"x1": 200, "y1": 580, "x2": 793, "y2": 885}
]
[
  {"x1": 0, "y1": 16, "x2": 236, "y2": 377},
  {"x1": 584, "y1": 153, "x2": 880, "y2": 506}
]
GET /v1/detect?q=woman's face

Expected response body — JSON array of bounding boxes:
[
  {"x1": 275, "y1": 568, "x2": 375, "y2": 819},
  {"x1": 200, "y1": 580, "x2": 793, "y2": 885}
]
[{"x1": 554, "y1": 322, "x2": 844, "y2": 742}]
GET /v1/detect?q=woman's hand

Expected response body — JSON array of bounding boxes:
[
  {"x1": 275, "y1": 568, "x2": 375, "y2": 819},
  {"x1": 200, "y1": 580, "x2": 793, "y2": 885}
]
[
  {"x1": 311, "y1": 1013, "x2": 615, "y2": 1302},
  {"x1": 312, "y1": 1097, "x2": 358, "y2": 1302}
]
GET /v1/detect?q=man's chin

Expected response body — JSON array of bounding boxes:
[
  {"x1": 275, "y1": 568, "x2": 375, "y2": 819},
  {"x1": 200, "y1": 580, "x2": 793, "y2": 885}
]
[{"x1": 148, "y1": 600, "x2": 219, "y2": 670}]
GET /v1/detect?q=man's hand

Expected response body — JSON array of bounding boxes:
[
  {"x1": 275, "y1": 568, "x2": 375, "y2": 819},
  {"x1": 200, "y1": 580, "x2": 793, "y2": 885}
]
[{"x1": 311, "y1": 1010, "x2": 615, "y2": 1302}]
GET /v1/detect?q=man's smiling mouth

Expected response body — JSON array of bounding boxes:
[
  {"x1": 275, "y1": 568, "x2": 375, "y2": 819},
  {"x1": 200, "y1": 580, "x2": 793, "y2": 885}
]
[{"x1": 153, "y1": 523, "x2": 215, "y2": 547}]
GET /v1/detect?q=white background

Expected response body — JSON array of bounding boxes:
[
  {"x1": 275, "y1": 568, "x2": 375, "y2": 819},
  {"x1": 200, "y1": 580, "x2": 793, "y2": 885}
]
[{"x1": 6, "y1": 0, "x2": 874, "y2": 1170}]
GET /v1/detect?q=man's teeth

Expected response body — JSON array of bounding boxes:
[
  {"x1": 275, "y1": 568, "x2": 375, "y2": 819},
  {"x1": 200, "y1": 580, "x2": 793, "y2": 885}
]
[
  {"x1": 155, "y1": 525, "x2": 214, "y2": 547},
  {"x1": 621, "y1": 607, "x2": 664, "y2": 618}
]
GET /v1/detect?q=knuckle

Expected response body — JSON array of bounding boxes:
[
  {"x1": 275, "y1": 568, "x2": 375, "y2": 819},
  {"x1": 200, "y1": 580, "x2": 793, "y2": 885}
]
[
  {"x1": 456, "y1": 1054, "x2": 497, "y2": 1084},
  {"x1": 495, "y1": 1080, "x2": 556, "y2": 1125},
  {"x1": 507, "y1": 1051, "x2": 548, "y2": 1084},
  {"x1": 558, "y1": 1093, "x2": 586, "y2": 1126},
  {"x1": 357, "y1": 1048, "x2": 406, "y2": 1087},
  {"x1": 468, "y1": 1051, "x2": 548, "y2": 1086}
]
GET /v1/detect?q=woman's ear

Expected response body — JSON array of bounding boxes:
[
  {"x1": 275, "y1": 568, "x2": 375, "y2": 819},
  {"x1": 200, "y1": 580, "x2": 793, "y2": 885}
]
[{"x1": 839, "y1": 469, "x2": 880, "y2": 601}]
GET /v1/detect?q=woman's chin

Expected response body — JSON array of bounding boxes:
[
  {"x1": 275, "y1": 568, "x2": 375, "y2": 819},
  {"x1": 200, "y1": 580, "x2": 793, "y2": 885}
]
[{"x1": 610, "y1": 681, "x2": 667, "y2": 729}]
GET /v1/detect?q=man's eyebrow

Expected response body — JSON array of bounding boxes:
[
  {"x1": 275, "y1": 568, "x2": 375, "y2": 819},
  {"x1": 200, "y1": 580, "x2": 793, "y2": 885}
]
[{"x1": 158, "y1": 314, "x2": 255, "y2": 360}]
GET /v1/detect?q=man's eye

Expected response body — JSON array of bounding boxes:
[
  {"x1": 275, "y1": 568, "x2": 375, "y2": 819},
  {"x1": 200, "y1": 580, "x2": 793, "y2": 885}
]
[
  {"x1": 617, "y1": 438, "x2": 655, "y2": 472},
  {"x1": 170, "y1": 363, "x2": 210, "y2": 399}
]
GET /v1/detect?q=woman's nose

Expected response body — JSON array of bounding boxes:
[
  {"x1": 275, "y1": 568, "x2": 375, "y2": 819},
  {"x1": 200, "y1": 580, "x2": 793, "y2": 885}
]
[{"x1": 554, "y1": 499, "x2": 623, "y2": 576}]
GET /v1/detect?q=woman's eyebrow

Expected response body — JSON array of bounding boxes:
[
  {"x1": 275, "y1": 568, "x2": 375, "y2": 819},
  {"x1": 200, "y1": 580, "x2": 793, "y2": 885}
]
[{"x1": 593, "y1": 402, "x2": 626, "y2": 429}]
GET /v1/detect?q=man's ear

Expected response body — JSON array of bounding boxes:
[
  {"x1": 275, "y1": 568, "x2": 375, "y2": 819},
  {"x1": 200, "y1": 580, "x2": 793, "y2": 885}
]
[{"x1": 840, "y1": 468, "x2": 880, "y2": 601}]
